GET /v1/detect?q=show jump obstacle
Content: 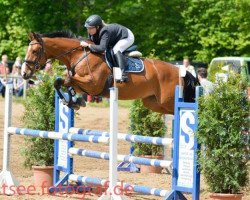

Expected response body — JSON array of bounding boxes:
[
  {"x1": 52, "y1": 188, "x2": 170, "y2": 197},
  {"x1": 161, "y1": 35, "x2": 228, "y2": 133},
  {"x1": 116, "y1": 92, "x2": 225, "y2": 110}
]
[{"x1": 0, "y1": 83, "x2": 201, "y2": 199}]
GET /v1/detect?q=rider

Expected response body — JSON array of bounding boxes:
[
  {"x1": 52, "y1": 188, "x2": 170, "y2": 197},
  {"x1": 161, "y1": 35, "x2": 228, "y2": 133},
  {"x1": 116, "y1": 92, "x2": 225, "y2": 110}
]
[{"x1": 80, "y1": 14, "x2": 135, "y2": 83}]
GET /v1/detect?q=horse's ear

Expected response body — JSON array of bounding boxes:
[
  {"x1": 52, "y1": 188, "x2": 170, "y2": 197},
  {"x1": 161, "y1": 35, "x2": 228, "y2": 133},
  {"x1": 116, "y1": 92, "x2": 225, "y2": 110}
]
[{"x1": 28, "y1": 32, "x2": 36, "y2": 41}]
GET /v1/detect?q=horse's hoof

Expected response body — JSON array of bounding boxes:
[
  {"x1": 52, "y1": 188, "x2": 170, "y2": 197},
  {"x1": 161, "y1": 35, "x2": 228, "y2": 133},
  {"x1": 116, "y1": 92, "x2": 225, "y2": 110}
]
[
  {"x1": 76, "y1": 97, "x2": 86, "y2": 107},
  {"x1": 71, "y1": 104, "x2": 80, "y2": 110},
  {"x1": 68, "y1": 97, "x2": 86, "y2": 110}
]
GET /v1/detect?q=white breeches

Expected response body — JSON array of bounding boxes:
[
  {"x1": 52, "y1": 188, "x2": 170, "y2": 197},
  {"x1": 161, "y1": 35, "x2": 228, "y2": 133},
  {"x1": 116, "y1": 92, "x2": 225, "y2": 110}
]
[{"x1": 113, "y1": 29, "x2": 135, "y2": 54}]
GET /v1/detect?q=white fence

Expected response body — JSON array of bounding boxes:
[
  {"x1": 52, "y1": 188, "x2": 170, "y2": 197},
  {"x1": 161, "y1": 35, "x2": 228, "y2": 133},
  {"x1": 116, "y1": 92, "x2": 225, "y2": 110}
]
[{"x1": 0, "y1": 75, "x2": 27, "y2": 98}]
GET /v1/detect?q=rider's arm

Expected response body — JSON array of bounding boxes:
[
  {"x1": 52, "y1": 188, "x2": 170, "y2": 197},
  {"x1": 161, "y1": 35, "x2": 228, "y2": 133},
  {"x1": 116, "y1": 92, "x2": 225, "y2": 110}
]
[{"x1": 89, "y1": 30, "x2": 110, "y2": 53}]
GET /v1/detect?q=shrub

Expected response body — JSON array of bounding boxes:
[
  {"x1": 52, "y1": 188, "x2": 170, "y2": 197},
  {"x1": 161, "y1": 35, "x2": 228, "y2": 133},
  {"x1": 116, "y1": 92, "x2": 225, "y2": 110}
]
[
  {"x1": 129, "y1": 99, "x2": 166, "y2": 156},
  {"x1": 21, "y1": 70, "x2": 61, "y2": 168},
  {"x1": 197, "y1": 74, "x2": 249, "y2": 194}
]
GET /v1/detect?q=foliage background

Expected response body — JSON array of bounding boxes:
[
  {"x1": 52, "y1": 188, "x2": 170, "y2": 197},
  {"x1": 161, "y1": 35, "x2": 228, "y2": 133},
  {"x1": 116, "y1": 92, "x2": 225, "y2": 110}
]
[
  {"x1": 21, "y1": 70, "x2": 60, "y2": 168},
  {"x1": 0, "y1": 0, "x2": 249, "y2": 62},
  {"x1": 197, "y1": 74, "x2": 250, "y2": 193},
  {"x1": 129, "y1": 99, "x2": 166, "y2": 156}
]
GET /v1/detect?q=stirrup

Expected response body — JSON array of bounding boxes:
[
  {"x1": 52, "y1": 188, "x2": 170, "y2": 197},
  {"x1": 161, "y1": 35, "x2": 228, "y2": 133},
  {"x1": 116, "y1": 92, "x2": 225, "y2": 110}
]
[
  {"x1": 116, "y1": 74, "x2": 128, "y2": 83},
  {"x1": 122, "y1": 75, "x2": 129, "y2": 82}
]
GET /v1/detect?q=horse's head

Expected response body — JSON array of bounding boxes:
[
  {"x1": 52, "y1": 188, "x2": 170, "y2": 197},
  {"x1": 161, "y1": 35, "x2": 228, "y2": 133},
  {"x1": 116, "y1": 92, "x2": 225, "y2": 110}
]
[{"x1": 22, "y1": 32, "x2": 47, "y2": 79}]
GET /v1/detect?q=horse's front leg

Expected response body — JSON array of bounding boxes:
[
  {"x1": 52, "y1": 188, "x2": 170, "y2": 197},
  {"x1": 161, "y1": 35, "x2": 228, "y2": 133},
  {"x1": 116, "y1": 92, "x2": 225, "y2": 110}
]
[
  {"x1": 54, "y1": 77, "x2": 86, "y2": 110},
  {"x1": 54, "y1": 77, "x2": 68, "y2": 101}
]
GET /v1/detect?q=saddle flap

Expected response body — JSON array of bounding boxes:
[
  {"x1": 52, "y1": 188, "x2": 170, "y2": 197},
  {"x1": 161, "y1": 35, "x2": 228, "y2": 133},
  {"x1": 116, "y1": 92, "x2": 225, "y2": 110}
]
[{"x1": 105, "y1": 48, "x2": 144, "y2": 73}]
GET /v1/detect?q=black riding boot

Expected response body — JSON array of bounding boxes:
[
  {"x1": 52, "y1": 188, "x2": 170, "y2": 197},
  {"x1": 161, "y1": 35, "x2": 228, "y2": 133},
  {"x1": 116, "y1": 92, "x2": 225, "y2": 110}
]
[{"x1": 114, "y1": 51, "x2": 128, "y2": 83}]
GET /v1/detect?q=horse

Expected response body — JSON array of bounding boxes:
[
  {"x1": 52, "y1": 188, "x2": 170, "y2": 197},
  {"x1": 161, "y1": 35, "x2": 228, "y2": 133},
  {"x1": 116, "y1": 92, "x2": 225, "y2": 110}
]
[{"x1": 21, "y1": 31, "x2": 199, "y2": 114}]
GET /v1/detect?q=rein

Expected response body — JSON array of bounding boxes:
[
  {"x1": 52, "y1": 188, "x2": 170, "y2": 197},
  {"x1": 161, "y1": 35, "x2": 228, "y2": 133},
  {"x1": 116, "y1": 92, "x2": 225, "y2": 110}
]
[
  {"x1": 24, "y1": 38, "x2": 83, "y2": 72},
  {"x1": 70, "y1": 47, "x2": 91, "y2": 76},
  {"x1": 69, "y1": 47, "x2": 96, "y2": 89},
  {"x1": 83, "y1": 48, "x2": 95, "y2": 82},
  {"x1": 25, "y1": 37, "x2": 96, "y2": 92},
  {"x1": 52, "y1": 45, "x2": 82, "y2": 61}
]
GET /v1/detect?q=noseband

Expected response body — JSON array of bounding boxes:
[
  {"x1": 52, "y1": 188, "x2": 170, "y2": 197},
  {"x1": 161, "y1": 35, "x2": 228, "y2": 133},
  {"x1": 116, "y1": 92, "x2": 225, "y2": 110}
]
[{"x1": 24, "y1": 41, "x2": 46, "y2": 72}]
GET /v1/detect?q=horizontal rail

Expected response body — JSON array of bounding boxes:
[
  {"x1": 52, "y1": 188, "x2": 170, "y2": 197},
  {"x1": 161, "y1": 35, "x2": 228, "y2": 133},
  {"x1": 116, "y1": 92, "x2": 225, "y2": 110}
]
[
  {"x1": 69, "y1": 128, "x2": 173, "y2": 146},
  {"x1": 68, "y1": 174, "x2": 170, "y2": 197},
  {"x1": 69, "y1": 148, "x2": 172, "y2": 168},
  {"x1": 7, "y1": 127, "x2": 109, "y2": 143}
]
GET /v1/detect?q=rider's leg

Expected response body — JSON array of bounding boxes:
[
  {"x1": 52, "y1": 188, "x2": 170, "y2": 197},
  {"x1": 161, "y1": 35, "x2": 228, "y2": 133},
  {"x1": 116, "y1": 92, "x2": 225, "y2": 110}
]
[
  {"x1": 113, "y1": 29, "x2": 134, "y2": 82},
  {"x1": 114, "y1": 51, "x2": 128, "y2": 82}
]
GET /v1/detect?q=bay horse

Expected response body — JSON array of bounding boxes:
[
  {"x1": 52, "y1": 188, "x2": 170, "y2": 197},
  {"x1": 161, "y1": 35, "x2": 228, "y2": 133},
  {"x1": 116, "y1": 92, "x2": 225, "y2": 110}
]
[{"x1": 22, "y1": 31, "x2": 198, "y2": 114}]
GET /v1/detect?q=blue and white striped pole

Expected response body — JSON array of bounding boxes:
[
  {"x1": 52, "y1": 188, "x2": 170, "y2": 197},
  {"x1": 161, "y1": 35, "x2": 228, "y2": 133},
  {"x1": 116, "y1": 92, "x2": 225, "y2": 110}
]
[
  {"x1": 69, "y1": 128, "x2": 173, "y2": 146},
  {"x1": 69, "y1": 148, "x2": 172, "y2": 168},
  {"x1": 69, "y1": 174, "x2": 170, "y2": 197},
  {"x1": 7, "y1": 127, "x2": 109, "y2": 143}
]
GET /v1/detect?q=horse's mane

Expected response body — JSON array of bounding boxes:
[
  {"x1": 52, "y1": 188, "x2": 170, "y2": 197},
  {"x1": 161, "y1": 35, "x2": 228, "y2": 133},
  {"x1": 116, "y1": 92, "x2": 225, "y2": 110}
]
[{"x1": 41, "y1": 30, "x2": 77, "y2": 39}]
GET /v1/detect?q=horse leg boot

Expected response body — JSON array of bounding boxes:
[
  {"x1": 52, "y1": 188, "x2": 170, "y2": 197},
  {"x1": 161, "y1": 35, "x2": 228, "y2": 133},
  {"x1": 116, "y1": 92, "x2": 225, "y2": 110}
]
[
  {"x1": 54, "y1": 77, "x2": 86, "y2": 110},
  {"x1": 114, "y1": 51, "x2": 128, "y2": 83}
]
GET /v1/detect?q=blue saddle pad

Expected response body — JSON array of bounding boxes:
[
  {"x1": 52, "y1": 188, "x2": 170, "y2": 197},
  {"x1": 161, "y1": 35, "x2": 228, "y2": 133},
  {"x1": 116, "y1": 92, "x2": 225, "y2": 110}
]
[
  {"x1": 105, "y1": 52, "x2": 144, "y2": 73},
  {"x1": 125, "y1": 57, "x2": 144, "y2": 72}
]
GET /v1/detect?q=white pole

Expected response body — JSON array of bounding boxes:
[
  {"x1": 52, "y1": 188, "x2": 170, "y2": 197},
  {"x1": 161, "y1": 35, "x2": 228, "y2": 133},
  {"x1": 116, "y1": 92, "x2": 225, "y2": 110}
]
[
  {"x1": 99, "y1": 87, "x2": 127, "y2": 200},
  {"x1": 109, "y1": 87, "x2": 118, "y2": 190},
  {"x1": 179, "y1": 65, "x2": 186, "y2": 98},
  {"x1": 0, "y1": 83, "x2": 19, "y2": 195},
  {"x1": 3, "y1": 83, "x2": 12, "y2": 171}
]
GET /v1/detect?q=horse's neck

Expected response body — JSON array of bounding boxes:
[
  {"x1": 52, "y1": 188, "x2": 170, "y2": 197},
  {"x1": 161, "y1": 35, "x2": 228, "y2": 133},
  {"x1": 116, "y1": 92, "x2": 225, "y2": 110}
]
[
  {"x1": 43, "y1": 38, "x2": 110, "y2": 80},
  {"x1": 44, "y1": 38, "x2": 81, "y2": 67}
]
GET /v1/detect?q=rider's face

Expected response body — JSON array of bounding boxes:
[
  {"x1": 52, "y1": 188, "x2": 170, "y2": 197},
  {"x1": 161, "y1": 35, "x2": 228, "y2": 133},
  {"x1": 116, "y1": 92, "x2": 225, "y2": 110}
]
[{"x1": 87, "y1": 27, "x2": 97, "y2": 35}]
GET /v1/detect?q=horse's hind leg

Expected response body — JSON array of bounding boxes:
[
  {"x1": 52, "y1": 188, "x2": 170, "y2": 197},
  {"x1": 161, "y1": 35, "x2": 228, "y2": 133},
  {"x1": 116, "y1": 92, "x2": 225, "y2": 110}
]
[{"x1": 142, "y1": 96, "x2": 173, "y2": 114}]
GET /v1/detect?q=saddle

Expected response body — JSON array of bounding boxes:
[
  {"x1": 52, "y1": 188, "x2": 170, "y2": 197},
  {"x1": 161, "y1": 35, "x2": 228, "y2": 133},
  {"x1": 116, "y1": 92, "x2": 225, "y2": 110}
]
[{"x1": 105, "y1": 45, "x2": 144, "y2": 73}]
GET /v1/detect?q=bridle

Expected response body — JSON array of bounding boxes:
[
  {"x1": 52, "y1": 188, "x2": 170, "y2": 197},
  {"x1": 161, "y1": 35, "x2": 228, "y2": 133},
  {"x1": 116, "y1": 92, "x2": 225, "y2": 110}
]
[
  {"x1": 24, "y1": 41, "x2": 46, "y2": 72},
  {"x1": 24, "y1": 37, "x2": 91, "y2": 75}
]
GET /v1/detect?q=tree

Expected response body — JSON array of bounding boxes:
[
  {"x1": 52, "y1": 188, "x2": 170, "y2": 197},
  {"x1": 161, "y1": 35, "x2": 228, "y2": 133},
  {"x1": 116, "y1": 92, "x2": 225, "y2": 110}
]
[
  {"x1": 181, "y1": 0, "x2": 250, "y2": 62},
  {"x1": 1, "y1": 0, "x2": 249, "y2": 62},
  {"x1": 0, "y1": 0, "x2": 28, "y2": 58},
  {"x1": 98, "y1": 0, "x2": 186, "y2": 60},
  {"x1": 0, "y1": 0, "x2": 88, "y2": 60}
]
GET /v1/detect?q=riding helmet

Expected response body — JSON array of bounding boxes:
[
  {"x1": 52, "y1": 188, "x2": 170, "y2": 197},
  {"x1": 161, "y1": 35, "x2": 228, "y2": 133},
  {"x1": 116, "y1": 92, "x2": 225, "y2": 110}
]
[{"x1": 84, "y1": 15, "x2": 102, "y2": 28}]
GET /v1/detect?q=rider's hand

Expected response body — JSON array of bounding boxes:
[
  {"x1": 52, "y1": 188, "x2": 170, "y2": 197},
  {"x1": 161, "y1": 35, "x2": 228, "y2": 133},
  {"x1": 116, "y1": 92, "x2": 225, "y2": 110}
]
[{"x1": 80, "y1": 41, "x2": 90, "y2": 48}]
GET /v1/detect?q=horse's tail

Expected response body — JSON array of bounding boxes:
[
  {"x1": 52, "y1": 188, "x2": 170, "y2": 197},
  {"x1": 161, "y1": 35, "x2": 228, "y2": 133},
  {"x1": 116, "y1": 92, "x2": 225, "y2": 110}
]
[{"x1": 183, "y1": 71, "x2": 200, "y2": 102}]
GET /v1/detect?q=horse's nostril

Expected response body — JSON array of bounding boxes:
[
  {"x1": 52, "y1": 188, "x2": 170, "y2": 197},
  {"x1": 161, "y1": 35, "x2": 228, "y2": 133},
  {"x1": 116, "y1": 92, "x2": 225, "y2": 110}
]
[{"x1": 22, "y1": 72, "x2": 28, "y2": 80}]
